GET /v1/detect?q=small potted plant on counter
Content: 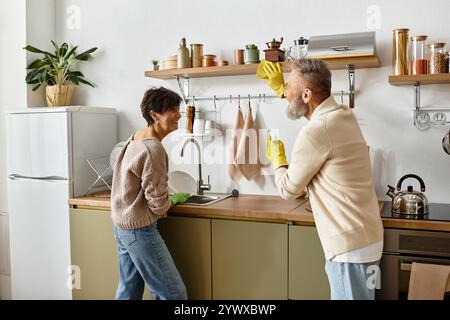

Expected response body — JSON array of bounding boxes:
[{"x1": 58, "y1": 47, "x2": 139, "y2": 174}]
[
  {"x1": 152, "y1": 59, "x2": 160, "y2": 71},
  {"x1": 244, "y1": 44, "x2": 260, "y2": 64},
  {"x1": 24, "y1": 40, "x2": 97, "y2": 107}
]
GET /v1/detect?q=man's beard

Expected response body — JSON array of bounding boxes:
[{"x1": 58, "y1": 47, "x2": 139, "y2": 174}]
[{"x1": 286, "y1": 94, "x2": 308, "y2": 120}]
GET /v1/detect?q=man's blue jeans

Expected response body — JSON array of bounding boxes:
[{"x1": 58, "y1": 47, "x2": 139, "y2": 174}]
[
  {"x1": 325, "y1": 260, "x2": 380, "y2": 300},
  {"x1": 113, "y1": 222, "x2": 187, "y2": 300}
]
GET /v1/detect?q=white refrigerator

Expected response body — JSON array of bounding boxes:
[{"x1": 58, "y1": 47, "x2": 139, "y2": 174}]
[{"x1": 6, "y1": 106, "x2": 117, "y2": 299}]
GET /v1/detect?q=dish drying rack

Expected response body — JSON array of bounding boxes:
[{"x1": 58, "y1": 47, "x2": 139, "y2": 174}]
[{"x1": 85, "y1": 156, "x2": 114, "y2": 196}]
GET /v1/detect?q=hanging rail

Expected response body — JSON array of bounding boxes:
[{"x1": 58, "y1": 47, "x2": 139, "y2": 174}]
[
  {"x1": 177, "y1": 64, "x2": 357, "y2": 106},
  {"x1": 183, "y1": 90, "x2": 353, "y2": 104}
]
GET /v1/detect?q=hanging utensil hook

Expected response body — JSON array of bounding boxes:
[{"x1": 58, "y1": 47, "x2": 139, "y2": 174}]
[{"x1": 213, "y1": 95, "x2": 217, "y2": 111}]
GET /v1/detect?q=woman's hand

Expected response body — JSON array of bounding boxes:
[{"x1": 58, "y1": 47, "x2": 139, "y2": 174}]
[{"x1": 170, "y1": 192, "x2": 190, "y2": 206}]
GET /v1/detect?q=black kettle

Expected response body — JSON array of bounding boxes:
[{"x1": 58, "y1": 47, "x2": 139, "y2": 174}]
[{"x1": 386, "y1": 174, "x2": 429, "y2": 215}]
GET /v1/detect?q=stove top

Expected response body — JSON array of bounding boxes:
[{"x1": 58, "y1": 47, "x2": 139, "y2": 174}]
[{"x1": 380, "y1": 201, "x2": 450, "y2": 222}]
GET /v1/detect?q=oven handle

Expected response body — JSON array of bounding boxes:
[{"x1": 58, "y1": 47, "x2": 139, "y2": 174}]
[{"x1": 400, "y1": 262, "x2": 412, "y2": 271}]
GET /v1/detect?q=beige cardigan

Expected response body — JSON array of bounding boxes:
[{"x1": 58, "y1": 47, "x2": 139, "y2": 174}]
[
  {"x1": 111, "y1": 136, "x2": 171, "y2": 229},
  {"x1": 275, "y1": 96, "x2": 383, "y2": 260}
]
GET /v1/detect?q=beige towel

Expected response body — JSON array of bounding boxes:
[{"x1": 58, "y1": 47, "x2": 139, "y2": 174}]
[
  {"x1": 408, "y1": 262, "x2": 450, "y2": 300},
  {"x1": 236, "y1": 103, "x2": 261, "y2": 180},
  {"x1": 228, "y1": 105, "x2": 244, "y2": 181}
]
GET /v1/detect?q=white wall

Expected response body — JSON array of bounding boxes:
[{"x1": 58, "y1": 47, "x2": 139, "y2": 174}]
[
  {"x1": 26, "y1": 0, "x2": 56, "y2": 106},
  {"x1": 55, "y1": 0, "x2": 450, "y2": 202}
]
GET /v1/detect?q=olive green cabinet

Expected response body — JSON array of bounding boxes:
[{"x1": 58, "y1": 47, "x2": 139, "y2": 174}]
[
  {"x1": 70, "y1": 209, "x2": 330, "y2": 300},
  {"x1": 163, "y1": 216, "x2": 212, "y2": 299},
  {"x1": 288, "y1": 225, "x2": 330, "y2": 299},
  {"x1": 211, "y1": 219, "x2": 288, "y2": 299},
  {"x1": 69, "y1": 208, "x2": 153, "y2": 300}
]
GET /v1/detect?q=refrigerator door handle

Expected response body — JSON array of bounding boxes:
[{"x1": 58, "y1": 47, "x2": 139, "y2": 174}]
[{"x1": 8, "y1": 174, "x2": 68, "y2": 181}]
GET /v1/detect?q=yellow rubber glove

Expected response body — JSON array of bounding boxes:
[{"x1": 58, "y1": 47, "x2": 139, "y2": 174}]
[
  {"x1": 266, "y1": 134, "x2": 288, "y2": 170},
  {"x1": 256, "y1": 60, "x2": 270, "y2": 79},
  {"x1": 263, "y1": 62, "x2": 286, "y2": 98}
]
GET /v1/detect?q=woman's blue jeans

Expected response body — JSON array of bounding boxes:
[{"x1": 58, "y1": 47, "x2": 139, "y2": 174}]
[{"x1": 113, "y1": 222, "x2": 187, "y2": 300}]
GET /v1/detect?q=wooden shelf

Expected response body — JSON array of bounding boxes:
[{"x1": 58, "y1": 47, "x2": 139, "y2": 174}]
[
  {"x1": 389, "y1": 73, "x2": 450, "y2": 86},
  {"x1": 145, "y1": 55, "x2": 381, "y2": 80}
]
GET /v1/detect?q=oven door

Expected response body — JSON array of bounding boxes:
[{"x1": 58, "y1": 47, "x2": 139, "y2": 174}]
[{"x1": 377, "y1": 253, "x2": 450, "y2": 300}]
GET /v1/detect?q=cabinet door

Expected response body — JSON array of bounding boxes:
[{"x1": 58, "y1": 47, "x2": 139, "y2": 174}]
[
  {"x1": 0, "y1": 111, "x2": 7, "y2": 213},
  {"x1": 211, "y1": 219, "x2": 288, "y2": 299},
  {"x1": 165, "y1": 216, "x2": 212, "y2": 299},
  {"x1": 0, "y1": 274, "x2": 11, "y2": 300},
  {"x1": 0, "y1": 214, "x2": 10, "y2": 275},
  {"x1": 289, "y1": 225, "x2": 330, "y2": 299},
  {"x1": 70, "y1": 208, "x2": 153, "y2": 300}
]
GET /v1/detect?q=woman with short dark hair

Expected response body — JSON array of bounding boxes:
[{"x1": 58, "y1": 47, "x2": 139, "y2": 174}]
[{"x1": 111, "y1": 87, "x2": 189, "y2": 300}]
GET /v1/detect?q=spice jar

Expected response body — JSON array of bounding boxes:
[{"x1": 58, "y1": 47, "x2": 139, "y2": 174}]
[
  {"x1": 428, "y1": 43, "x2": 447, "y2": 74},
  {"x1": 202, "y1": 54, "x2": 217, "y2": 67},
  {"x1": 190, "y1": 44, "x2": 203, "y2": 68},
  {"x1": 410, "y1": 35, "x2": 428, "y2": 75},
  {"x1": 392, "y1": 28, "x2": 409, "y2": 75},
  {"x1": 234, "y1": 49, "x2": 244, "y2": 64}
]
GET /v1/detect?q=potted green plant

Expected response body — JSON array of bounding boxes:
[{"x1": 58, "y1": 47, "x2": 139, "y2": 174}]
[
  {"x1": 152, "y1": 59, "x2": 160, "y2": 71},
  {"x1": 24, "y1": 40, "x2": 97, "y2": 107},
  {"x1": 244, "y1": 44, "x2": 259, "y2": 64}
]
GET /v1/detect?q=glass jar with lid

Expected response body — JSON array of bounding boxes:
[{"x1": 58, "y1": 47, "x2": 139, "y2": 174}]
[
  {"x1": 428, "y1": 43, "x2": 447, "y2": 74},
  {"x1": 410, "y1": 35, "x2": 428, "y2": 75},
  {"x1": 392, "y1": 28, "x2": 409, "y2": 75}
]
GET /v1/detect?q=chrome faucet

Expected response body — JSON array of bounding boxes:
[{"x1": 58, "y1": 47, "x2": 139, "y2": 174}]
[{"x1": 180, "y1": 138, "x2": 211, "y2": 195}]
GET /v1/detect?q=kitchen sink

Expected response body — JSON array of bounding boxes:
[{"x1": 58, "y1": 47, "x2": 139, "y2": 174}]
[{"x1": 183, "y1": 194, "x2": 230, "y2": 206}]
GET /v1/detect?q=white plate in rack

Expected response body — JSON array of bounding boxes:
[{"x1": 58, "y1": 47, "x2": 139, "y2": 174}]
[{"x1": 168, "y1": 170, "x2": 197, "y2": 195}]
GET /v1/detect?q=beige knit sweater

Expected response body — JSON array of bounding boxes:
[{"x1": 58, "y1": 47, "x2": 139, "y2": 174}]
[
  {"x1": 275, "y1": 96, "x2": 383, "y2": 260},
  {"x1": 111, "y1": 136, "x2": 171, "y2": 229}
]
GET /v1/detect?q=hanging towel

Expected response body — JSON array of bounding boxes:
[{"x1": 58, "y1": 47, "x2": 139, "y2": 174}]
[
  {"x1": 227, "y1": 104, "x2": 244, "y2": 181},
  {"x1": 236, "y1": 103, "x2": 261, "y2": 180},
  {"x1": 408, "y1": 262, "x2": 450, "y2": 300}
]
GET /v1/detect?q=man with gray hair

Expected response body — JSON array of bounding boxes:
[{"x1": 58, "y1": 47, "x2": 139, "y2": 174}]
[{"x1": 261, "y1": 59, "x2": 384, "y2": 300}]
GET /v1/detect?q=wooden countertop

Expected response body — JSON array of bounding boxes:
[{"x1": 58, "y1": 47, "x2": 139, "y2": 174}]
[
  {"x1": 68, "y1": 191, "x2": 307, "y2": 222},
  {"x1": 168, "y1": 194, "x2": 308, "y2": 222},
  {"x1": 69, "y1": 191, "x2": 450, "y2": 232}
]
